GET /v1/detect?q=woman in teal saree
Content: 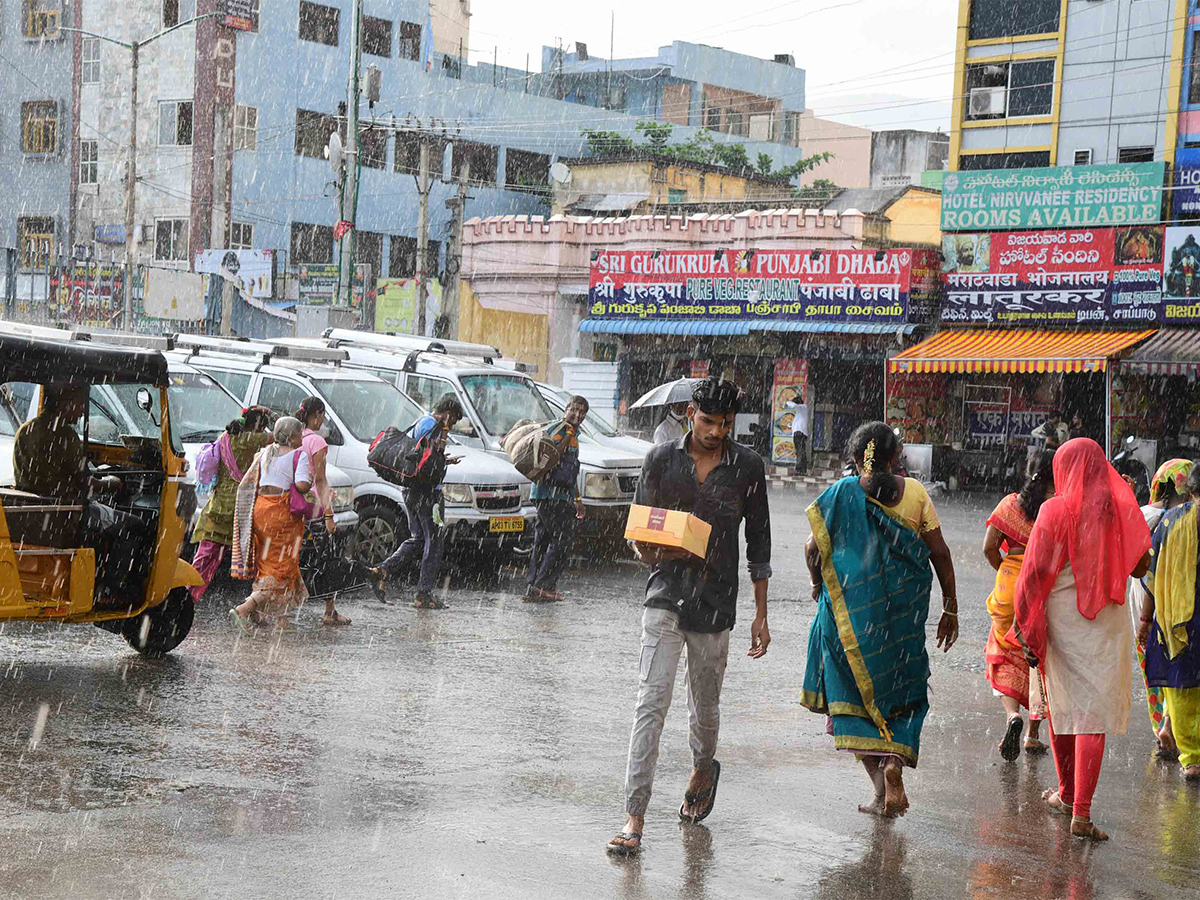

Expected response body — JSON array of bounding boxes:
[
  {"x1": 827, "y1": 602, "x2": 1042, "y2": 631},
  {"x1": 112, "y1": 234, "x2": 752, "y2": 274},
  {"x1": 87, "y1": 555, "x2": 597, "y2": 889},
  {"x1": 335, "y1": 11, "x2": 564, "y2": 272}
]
[{"x1": 803, "y1": 422, "x2": 959, "y2": 817}]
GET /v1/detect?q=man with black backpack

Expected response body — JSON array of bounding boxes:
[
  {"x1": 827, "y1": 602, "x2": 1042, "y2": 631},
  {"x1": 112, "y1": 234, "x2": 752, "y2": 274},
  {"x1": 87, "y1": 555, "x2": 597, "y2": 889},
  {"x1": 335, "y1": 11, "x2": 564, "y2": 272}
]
[{"x1": 369, "y1": 397, "x2": 464, "y2": 609}]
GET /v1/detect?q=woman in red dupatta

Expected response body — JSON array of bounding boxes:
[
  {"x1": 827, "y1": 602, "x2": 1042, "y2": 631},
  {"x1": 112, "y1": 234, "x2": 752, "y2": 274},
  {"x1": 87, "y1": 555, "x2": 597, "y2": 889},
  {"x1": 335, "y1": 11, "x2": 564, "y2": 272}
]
[
  {"x1": 1013, "y1": 439, "x2": 1151, "y2": 841},
  {"x1": 982, "y1": 449, "x2": 1054, "y2": 760}
]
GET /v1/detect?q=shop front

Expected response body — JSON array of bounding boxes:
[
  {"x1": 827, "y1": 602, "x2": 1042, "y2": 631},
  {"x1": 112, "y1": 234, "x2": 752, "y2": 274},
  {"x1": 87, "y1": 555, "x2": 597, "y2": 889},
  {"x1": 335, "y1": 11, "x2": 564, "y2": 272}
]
[
  {"x1": 583, "y1": 246, "x2": 940, "y2": 463},
  {"x1": 1110, "y1": 327, "x2": 1200, "y2": 467},
  {"x1": 887, "y1": 329, "x2": 1154, "y2": 490}
]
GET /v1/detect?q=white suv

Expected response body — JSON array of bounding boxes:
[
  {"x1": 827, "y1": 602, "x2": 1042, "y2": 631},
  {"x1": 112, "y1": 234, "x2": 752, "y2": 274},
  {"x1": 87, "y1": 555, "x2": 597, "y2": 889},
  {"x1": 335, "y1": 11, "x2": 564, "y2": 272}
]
[
  {"x1": 314, "y1": 330, "x2": 645, "y2": 549},
  {"x1": 168, "y1": 335, "x2": 535, "y2": 566}
]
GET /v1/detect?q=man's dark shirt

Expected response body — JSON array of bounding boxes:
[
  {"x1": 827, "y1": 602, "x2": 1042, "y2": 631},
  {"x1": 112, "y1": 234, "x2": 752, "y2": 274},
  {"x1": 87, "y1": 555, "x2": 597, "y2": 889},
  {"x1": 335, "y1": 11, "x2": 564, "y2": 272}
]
[{"x1": 636, "y1": 434, "x2": 771, "y2": 633}]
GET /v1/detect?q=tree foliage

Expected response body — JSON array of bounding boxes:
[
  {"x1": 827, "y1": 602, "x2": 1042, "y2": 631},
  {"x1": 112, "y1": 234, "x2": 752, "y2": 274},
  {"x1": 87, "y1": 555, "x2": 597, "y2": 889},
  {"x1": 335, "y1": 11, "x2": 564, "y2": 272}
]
[
  {"x1": 792, "y1": 178, "x2": 841, "y2": 207},
  {"x1": 580, "y1": 123, "x2": 832, "y2": 184}
]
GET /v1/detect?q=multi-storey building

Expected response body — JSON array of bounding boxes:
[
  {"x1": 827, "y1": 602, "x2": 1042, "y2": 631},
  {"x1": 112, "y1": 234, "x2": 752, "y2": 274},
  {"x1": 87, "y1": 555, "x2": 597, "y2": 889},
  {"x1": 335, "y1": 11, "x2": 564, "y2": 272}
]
[
  {"x1": 0, "y1": 0, "x2": 74, "y2": 289},
  {"x1": 949, "y1": 0, "x2": 1186, "y2": 170}
]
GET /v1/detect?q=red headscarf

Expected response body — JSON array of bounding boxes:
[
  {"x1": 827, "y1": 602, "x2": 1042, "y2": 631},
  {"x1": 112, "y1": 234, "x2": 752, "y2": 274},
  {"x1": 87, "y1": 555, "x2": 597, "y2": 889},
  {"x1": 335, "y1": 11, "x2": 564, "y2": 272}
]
[{"x1": 1012, "y1": 438, "x2": 1150, "y2": 659}]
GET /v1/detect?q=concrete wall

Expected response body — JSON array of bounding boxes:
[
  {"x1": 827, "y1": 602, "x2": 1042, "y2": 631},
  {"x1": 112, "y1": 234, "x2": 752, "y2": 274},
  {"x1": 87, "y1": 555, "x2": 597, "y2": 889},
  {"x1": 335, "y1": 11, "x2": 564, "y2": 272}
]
[
  {"x1": 870, "y1": 130, "x2": 949, "y2": 188},
  {"x1": 430, "y1": 0, "x2": 470, "y2": 57},
  {"x1": 793, "y1": 111, "x2": 871, "y2": 187},
  {"x1": 884, "y1": 190, "x2": 942, "y2": 247}
]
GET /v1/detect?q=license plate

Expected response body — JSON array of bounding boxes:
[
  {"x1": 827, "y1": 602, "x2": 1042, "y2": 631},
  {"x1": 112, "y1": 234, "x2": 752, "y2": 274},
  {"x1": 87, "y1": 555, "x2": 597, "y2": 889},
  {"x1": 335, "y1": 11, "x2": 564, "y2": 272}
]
[{"x1": 489, "y1": 516, "x2": 525, "y2": 533}]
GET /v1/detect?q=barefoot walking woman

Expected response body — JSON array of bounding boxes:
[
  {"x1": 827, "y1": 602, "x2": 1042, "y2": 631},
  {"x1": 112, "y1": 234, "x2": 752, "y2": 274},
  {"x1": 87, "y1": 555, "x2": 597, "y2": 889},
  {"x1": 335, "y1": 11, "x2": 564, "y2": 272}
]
[
  {"x1": 1013, "y1": 439, "x2": 1151, "y2": 841},
  {"x1": 229, "y1": 417, "x2": 315, "y2": 631},
  {"x1": 982, "y1": 450, "x2": 1054, "y2": 760},
  {"x1": 802, "y1": 422, "x2": 958, "y2": 818}
]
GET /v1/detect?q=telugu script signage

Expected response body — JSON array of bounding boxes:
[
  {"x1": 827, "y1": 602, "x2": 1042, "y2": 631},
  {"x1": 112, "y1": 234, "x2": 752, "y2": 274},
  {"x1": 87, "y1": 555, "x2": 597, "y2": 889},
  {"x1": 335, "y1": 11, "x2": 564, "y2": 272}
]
[
  {"x1": 222, "y1": 0, "x2": 258, "y2": 31},
  {"x1": 299, "y1": 263, "x2": 370, "y2": 307},
  {"x1": 940, "y1": 163, "x2": 1165, "y2": 231},
  {"x1": 940, "y1": 227, "x2": 1165, "y2": 325},
  {"x1": 587, "y1": 248, "x2": 921, "y2": 325}
]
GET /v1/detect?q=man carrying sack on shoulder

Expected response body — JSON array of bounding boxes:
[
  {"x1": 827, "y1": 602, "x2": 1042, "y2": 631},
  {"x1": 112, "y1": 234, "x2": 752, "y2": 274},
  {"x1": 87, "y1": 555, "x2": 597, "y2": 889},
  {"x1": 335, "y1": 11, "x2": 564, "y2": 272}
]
[{"x1": 525, "y1": 396, "x2": 588, "y2": 603}]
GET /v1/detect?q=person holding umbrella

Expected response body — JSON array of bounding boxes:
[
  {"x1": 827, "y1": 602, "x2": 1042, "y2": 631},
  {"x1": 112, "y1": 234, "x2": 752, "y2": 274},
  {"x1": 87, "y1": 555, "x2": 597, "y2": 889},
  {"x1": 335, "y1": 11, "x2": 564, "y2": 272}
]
[
  {"x1": 654, "y1": 403, "x2": 689, "y2": 445},
  {"x1": 630, "y1": 377, "x2": 699, "y2": 445}
]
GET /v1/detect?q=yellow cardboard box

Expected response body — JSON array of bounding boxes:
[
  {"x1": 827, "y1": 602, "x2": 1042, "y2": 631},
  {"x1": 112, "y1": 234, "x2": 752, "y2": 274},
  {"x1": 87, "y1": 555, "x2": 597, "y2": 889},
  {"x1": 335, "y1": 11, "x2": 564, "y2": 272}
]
[{"x1": 624, "y1": 504, "x2": 711, "y2": 559}]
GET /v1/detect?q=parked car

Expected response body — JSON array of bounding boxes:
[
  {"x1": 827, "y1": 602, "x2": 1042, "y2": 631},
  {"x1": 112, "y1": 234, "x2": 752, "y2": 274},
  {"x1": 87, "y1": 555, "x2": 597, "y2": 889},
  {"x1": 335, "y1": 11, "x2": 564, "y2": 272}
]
[
  {"x1": 314, "y1": 330, "x2": 645, "y2": 547},
  {"x1": 169, "y1": 335, "x2": 534, "y2": 566}
]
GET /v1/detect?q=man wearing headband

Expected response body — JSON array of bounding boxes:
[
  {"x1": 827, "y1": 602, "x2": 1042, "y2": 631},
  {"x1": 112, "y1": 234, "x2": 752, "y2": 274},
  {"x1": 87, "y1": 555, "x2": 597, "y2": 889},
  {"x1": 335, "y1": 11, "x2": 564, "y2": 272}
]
[{"x1": 607, "y1": 375, "x2": 772, "y2": 856}]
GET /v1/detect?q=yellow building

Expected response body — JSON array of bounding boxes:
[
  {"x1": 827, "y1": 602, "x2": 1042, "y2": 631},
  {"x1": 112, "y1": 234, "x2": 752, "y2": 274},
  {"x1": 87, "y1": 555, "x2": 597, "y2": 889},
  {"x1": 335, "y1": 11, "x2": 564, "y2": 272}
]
[
  {"x1": 825, "y1": 186, "x2": 942, "y2": 248},
  {"x1": 551, "y1": 157, "x2": 791, "y2": 216}
]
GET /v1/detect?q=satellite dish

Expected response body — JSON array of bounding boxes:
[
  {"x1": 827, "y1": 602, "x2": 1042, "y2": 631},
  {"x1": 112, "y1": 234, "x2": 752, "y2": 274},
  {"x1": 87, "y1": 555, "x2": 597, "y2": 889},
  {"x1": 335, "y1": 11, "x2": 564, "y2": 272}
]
[
  {"x1": 325, "y1": 132, "x2": 345, "y2": 174},
  {"x1": 550, "y1": 162, "x2": 573, "y2": 186}
]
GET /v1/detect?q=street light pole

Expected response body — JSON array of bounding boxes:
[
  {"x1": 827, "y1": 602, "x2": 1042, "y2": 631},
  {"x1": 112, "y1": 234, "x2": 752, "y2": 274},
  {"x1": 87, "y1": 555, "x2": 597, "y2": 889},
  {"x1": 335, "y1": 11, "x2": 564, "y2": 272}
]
[
  {"x1": 123, "y1": 40, "x2": 139, "y2": 328},
  {"x1": 61, "y1": 13, "x2": 220, "y2": 329}
]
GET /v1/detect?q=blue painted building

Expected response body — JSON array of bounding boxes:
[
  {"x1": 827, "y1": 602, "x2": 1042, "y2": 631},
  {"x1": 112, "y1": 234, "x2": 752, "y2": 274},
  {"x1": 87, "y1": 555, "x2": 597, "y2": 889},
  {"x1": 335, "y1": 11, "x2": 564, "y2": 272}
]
[
  {"x1": 228, "y1": 8, "x2": 814, "y2": 287},
  {"x1": 0, "y1": 5, "x2": 74, "y2": 298}
]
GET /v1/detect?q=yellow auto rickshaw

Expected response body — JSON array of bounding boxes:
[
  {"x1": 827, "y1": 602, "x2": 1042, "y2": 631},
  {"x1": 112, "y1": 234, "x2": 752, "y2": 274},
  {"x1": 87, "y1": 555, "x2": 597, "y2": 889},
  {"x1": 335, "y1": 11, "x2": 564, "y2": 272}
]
[{"x1": 0, "y1": 325, "x2": 202, "y2": 655}]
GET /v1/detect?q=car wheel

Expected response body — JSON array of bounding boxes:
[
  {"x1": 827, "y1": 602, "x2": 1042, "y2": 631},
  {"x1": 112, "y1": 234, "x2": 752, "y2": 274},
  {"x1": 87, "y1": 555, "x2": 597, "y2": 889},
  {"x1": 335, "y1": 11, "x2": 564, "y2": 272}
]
[
  {"x1": 355, "y1": 502, "x2": 407, "y2": 567},
  {"x1": 122, "y1": 587, "x2": 195, "y2": 656}
]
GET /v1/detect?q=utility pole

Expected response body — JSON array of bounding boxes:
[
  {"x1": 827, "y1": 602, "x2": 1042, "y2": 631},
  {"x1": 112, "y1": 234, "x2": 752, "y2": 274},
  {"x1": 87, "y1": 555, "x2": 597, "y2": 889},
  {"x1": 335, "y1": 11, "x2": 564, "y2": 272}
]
[
  {"x1": 445, "y1": 158, "x2": 469, "y2": 339},
  {"x1": 416, "y1": 140, "x2": 431, "y2": 336},
  {"x1": 61, "y1": 13, "x2": 221, "y2": 329},
  {"x1": 337, "y1": 0, "x2": 364, "y2": 309},
  {"x1": 123, "y1": 40, "x2": 139, "y2": 327}
]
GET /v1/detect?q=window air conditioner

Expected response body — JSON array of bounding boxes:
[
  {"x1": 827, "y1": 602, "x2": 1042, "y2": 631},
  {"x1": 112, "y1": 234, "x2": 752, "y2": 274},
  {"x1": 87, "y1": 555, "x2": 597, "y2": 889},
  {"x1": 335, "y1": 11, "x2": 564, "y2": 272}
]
[{"x1": 968, "y1": 87, "x2": 1007, "y2": 118}]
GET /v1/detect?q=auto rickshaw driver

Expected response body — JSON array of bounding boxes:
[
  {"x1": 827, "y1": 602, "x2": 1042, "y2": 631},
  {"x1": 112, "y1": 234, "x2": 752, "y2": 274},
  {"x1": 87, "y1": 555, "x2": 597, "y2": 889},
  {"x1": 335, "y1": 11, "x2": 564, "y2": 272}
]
[{"x1": 13, "y1": 384, "x2": 151, "y2": 600}]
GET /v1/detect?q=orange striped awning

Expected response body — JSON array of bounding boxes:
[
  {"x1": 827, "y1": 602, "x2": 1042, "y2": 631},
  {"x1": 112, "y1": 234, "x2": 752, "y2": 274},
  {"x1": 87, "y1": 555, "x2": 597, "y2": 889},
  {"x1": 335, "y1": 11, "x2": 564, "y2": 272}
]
[{"x1": 888, "y1": 329, "x2": 1157, "y2": 375}]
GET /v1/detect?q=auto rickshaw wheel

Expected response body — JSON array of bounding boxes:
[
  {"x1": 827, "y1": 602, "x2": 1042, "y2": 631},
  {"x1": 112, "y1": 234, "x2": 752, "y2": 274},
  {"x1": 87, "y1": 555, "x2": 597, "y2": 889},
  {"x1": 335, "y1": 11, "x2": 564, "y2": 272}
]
[{"x1": 122, "y1": 587, "x2": 195, "y2": 656}]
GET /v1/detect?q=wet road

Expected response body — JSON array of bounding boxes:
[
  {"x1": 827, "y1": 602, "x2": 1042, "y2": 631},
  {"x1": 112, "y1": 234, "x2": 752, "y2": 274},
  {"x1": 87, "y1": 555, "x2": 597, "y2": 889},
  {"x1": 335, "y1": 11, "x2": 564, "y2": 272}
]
[{"x1": 1, "y1": 488, "x2": 1198, "y2": 900}]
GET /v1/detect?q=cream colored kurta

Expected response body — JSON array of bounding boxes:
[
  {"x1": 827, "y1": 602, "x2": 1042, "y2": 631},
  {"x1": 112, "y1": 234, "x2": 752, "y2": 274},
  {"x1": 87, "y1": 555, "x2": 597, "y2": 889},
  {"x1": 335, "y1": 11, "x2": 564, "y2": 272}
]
[{"x1": 1043, "y1": 563, "x2": 1132, "y2": 735}]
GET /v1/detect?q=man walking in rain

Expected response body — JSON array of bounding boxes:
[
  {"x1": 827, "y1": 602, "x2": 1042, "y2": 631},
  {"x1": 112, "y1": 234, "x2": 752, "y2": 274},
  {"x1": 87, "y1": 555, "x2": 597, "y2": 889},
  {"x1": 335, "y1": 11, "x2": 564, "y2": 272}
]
[
  {"x1": 607, "y1": 376, "x2": 772, "y2": 856},
  {"x1": 524, "y1": 395, "x2": 588, "y2": 602}
]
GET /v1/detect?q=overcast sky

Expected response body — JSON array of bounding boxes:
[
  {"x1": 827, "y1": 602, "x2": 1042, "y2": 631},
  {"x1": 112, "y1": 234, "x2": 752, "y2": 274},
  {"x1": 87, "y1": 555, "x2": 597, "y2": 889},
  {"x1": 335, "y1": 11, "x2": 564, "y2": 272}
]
[{"x1": 467, "y1": 0, "x2": 959, "y2": 132}]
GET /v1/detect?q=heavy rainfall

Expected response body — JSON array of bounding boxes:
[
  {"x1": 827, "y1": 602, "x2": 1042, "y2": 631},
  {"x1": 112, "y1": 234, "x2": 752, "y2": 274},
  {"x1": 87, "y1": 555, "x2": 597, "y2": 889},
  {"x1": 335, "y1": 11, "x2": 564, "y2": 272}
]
[{"x1": 1, "y1": 0, "x2": 1199, "y2": 898}]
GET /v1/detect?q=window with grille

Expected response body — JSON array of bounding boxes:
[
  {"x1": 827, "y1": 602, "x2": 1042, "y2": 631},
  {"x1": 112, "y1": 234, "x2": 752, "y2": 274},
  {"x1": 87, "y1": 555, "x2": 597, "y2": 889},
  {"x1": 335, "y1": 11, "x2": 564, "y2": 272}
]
[
  {"x1": 18, "y1": 217, "x2": 54, "y2": 269},
  {"x1": 1118, "y1": 147, "x2": 1155, "y2": 163},
  {"x1": 82, "y1": 39, "x2": 101, "y2": 84},
  {"x1": 291, "y1": 221, "x2": 334, "y2": 264},
  {"x1": 356, "y1": 231, "x2": 383, "y2": 280},
  {"x1": 22, "y1": 0, "x2": 61, "y2": 38},
  {"x1": 299, "y1": 2, "x2": 339, "y2": 46},
  {"x1": 21, "y1": 101, "x2": 57, "y2": 155},
  {"x1": 398, "y1": 21, "x2": 421, "y2": 61},
  {"x1": 451, "y1": 141, "x2": 498, "y2": 187},
  {"x1": 230, "y1": 222, "x2": 253, "y2": 250},
  {"x1": 295, "y1": 108, "x2": 339, "y2": 159},
  {"x1": 388, "y1": 236, "x2": 440, "y2": 278},
  {"x1": 155, "y1": 219, "x2": 190, "y2": 261},
  {"x1": 159, "y1": 100, "x2": 194, "y2": 146},
  {"x1": 360, "y1": 127, "x2": 388, "y2": 169},
  {"x1": 163, "y1": 0, "x2": 179, "y2": 28},
  {"x1": 394, "y1": 132, "x2": 444, "y2": 177},
  {"x1": 80, "y1": 140, "x2": 98, "y2": 184},
  {"x1": 363, "y1": 16, "x2": 392, "y2": 57},
  {"x1": 234, "y1": 104, "x2": 258, "y2": 151},
  {"x1": 505, "y1": 148, "x2": 550, "y2": 189}
]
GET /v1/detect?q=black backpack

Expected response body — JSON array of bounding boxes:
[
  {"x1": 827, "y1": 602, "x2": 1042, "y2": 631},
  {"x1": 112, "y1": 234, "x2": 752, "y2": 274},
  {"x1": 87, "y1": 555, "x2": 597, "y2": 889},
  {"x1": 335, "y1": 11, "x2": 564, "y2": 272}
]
[{"x1": 367, "y1": 422, "x2": 447, "y2": 487}]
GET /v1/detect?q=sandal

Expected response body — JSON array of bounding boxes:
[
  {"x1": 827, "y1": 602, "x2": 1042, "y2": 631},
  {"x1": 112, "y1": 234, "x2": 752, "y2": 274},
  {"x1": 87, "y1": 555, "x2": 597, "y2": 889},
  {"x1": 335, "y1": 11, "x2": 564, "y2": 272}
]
[
  {"x1": 1024, "y1": 738, "x2": 1049, "y2": 754},
  {"x1": 605, "y1": 831, "x2": 642, "y2": 856},
  {"x1": 228, "y1": 608, "x2": 254, "y2": 636},
  {"x1": 523, "y1": 587, "x2": 554, "y2": 603},
  {"x1": 366, "y1": 566, "x2": 390, "y2": 603},
  {"x1": 1183, "y1": 764, "x2": 1200, "y2": 780},
  {"x1": 999, "y1": 715, "x2": 1024, "y2": 761},
  {"x1": 679, "y1": 759, "x2": 721, "y2": 824},
  {"x1": 323, "y1": 612, "x2": 352, "y2": 626},
  {"x1": 413, "y1": 593, "x2": 447, "y2": 610}
]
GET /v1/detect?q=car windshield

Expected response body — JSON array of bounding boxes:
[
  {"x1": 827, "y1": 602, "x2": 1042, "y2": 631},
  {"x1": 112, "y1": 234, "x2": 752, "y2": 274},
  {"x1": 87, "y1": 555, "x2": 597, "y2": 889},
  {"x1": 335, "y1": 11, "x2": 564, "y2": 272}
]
[
  {"x1": 460, "y1": 374, "x2": 555, "y2": 437},
  {"x1": 311, "y1": 378, "x2": 423, "y2": 443},
  {"x1": 165, "y1": 371, "x2": 243, "y2": 443}
]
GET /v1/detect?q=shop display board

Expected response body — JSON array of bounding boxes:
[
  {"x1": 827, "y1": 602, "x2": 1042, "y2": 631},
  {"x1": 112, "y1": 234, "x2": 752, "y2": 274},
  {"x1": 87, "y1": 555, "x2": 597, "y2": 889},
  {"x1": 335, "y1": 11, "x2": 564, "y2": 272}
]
[{"x1": 770, "y1": 359, "x2": 808, "y2": 466}]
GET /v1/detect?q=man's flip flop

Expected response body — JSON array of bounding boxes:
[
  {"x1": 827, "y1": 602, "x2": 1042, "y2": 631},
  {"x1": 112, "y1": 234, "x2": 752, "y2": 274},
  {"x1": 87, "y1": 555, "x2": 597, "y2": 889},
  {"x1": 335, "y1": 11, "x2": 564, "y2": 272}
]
[
  {"x1": 605, "y1": 832, "x2": 642, "y2": 856},
  {"x1": 679, "y1": 759, "x2": 721, "y2": 824},
  {"x1": 999, "y1": 716, "x2": 1024, "y2": 762}
]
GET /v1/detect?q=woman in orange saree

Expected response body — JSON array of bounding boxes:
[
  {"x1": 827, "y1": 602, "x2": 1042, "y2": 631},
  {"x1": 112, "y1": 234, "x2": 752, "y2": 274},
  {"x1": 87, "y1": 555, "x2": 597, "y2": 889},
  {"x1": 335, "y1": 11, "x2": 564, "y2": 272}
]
[{"x1": 982, "y1": 449, "x2": 1054, "y2": 760}]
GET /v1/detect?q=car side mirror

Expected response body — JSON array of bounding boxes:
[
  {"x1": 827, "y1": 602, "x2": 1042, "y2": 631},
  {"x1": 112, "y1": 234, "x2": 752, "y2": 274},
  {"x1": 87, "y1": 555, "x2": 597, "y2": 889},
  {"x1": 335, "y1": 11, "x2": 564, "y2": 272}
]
[
  {"x1": 324, "y1": 421, "x2": 345, "y2": 447},
  {"x1": 136, "y1": 387, "x2": 153, "y2": 413}
]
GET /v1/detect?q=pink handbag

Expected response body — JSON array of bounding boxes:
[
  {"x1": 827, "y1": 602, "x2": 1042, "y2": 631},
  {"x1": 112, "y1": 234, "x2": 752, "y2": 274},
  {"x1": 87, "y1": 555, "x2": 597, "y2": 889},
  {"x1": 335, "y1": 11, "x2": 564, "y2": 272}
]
[{"x1": 289, "y1": 451, "x2": 317, "y2": 519}]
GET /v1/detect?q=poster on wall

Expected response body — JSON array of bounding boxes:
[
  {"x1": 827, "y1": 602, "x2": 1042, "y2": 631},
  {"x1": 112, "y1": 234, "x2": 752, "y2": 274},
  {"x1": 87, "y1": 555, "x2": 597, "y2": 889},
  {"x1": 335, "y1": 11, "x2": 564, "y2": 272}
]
[
  {"x1": 194, "y1": 249, "x2": 274, "y2": 301},
  {"x1": 940, "y1": 227, "x2": 1164, "y2": 325},
  {"x1": 1162, "y1": 226, "x2": 1200, "y2": 321},
  {"x1": 222, "y1": 0, "x2": 259, "y2": 31},
  {"x1": 142, "y1": 267, "x2": 206, "y2": 320},
  {"x1": 375, "y1": 278, "x2": 441, "y2": 334},
  {"x1": 298, "y1": 263, "x2": 370, "y2": 307},
  {"x1": 770, "y1": 358, "x2": 807, "y2": 466},
  {"x1": 588, "y1": 248, "x2": 918, "y2": 325},
  {"x1": 48, "y1": 264, "x2": 126, "y2": 325}
]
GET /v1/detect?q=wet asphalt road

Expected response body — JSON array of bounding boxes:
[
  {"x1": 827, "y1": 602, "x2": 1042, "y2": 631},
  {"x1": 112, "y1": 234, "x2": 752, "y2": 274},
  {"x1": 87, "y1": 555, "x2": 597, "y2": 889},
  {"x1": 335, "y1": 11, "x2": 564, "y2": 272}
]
[{"x1": 1, "y1": 488, "x2": 1198, "y2": 900}]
